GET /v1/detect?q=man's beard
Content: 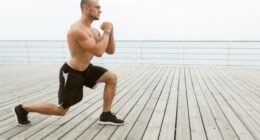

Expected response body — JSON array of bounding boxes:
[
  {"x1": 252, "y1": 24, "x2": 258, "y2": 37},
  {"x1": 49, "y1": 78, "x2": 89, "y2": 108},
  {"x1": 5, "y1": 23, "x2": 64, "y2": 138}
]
[{"x1": 90, "y1": 13, "x2": 99, "y2": 20}]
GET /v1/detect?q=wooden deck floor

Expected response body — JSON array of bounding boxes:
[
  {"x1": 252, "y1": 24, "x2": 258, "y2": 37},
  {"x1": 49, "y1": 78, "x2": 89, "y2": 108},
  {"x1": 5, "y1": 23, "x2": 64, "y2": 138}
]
[{"x1": 0, "y1": 64, "x2": 259, "y2": 140}]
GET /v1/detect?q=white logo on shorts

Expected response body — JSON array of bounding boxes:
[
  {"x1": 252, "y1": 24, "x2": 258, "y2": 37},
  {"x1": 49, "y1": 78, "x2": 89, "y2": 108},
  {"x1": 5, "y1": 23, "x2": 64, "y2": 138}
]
[{"x1": 63, "y1": 71, "x2": 69, "y2": 87}]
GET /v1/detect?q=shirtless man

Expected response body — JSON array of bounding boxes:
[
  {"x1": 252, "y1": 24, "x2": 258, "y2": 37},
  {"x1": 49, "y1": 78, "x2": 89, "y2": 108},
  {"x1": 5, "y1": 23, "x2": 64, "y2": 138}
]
[{"x1": 13, "y1": 0, "x2": 124, "y2": 126}]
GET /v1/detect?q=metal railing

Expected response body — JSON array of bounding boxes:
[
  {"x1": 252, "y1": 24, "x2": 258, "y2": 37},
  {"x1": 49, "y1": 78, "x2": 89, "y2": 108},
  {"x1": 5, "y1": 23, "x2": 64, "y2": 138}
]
[{"x1": 0, "y1": 40, "x2": 260, "y2": 66}]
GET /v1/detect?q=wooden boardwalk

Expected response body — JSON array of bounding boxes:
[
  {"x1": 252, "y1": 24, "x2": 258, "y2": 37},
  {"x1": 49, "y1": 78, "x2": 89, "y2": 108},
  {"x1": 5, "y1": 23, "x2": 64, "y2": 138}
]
[{"x1": 0, "y1": 64, "x2": 259, "y2": 140}]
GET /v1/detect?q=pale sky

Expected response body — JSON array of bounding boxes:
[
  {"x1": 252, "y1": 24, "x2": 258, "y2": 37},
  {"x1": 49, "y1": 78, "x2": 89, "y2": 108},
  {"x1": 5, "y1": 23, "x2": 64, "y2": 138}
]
[{"x1": 0, "y1": 0, "x2": 259, "y2": 40}]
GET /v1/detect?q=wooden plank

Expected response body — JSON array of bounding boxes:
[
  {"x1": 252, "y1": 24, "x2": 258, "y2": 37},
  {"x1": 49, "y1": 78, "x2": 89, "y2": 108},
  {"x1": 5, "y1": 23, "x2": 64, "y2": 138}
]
[
  {"x1": 0, "y1": 80, "x2": 58, "y2": 107},
  {"x1": 141, "y1": 67, "x2": 173, "y2": 140},
  {"x1": 221, "y1": 68, "x2": 260, "y2": 100},
  {"x1": 107, "y1": 67, "x2": 165, "y2": 140},
  {"x1": 209, "y1": 67, "x2": 260, "y2": 118},
  {"x1": 175, "y1": 67, "x2": 191, "y2": 140},
  {"x1": 0, "y1": 66, "x2": 58, "y2": 96},
  {"x1": 125, "y1": 66, "x2": 169, "y2": 140},
  {"x1": 0, "y1": 85, "x2": 58, "y2": 116},
  {"x1": 185, "y1": 66, "x2": 207, "y2": 140},
  {"x1": 213, "y1": 68, "x2": 260, "y2": 119},
  {"x1": 203, "y1": 67, "x2": 259, "y2": 139},
  {"x1": 205, "y1": 67, "x2": 256, "y2": 139},
  {"x1": 190, "y1": 67, "x2": 223, "y2": 140},
  {"x1": 223, "y1": 68, "x2": 260, "y2": 97},
  {"x1": 225, "y1": 68, "x2": 260, "y2": 99},
  {"x1": 196, "y1": 67, "x2": 239, "y2": 140},
  {"x1": 159, "y1": 67, "x2": 179, "y2": 140}
]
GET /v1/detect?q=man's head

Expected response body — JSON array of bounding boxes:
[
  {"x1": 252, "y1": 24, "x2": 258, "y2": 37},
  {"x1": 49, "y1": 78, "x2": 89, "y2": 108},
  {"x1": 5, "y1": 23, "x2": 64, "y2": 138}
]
[{"x1": 81, "y1": 0, "x2": 102, "y2": 20}]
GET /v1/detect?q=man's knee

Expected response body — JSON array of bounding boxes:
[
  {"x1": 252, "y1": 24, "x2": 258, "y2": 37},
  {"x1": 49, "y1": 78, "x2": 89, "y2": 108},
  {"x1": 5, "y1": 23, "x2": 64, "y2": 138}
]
[
  {"x1": 56, "y1": 106, "x2": 69, "y2": 116},
  {"x1": 57, "y1": 110, "x2": 67, "y2": 116},
  {"x1": 106, "y1": 72, "x2": 117, "y2": 84}
]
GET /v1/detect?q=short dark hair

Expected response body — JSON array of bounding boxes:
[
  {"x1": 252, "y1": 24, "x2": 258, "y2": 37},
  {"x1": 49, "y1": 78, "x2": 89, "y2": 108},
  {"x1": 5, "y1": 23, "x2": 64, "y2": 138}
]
[{"x1": 80, "y1": 0, "x2": 93, "y2": 10}]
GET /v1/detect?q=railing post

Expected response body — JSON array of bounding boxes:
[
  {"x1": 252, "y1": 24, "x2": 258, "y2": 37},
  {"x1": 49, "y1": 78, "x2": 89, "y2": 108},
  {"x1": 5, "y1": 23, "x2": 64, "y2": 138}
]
[
  {"x1": 140, "y1": 40, "x2": 143, "y2": 65},
  {"x1": 227, "y1": 41, "x2": 231, "y2": 66},
  {"x1": 182, "y1": 40, "x2": 185, "y2": 65},
  {"x1": 61, "y1": 40, "x2": 66, "y2": 61},
  {"x1": 25, "y1": 40, "x2": 30, "y2": 64}
]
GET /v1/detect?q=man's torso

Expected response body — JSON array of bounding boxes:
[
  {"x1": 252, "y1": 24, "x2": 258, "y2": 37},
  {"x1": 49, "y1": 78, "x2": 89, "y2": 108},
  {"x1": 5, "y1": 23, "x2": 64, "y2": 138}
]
[{"x1": 66, "y1": 21, "x2": 100, "y2": 71}]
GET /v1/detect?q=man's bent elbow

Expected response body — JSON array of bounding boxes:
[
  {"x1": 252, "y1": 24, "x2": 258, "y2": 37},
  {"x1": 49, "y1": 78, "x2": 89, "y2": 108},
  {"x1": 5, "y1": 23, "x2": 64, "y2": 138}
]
[
  {"x1": 95, "y1": 51, "x2": 104, "y2": 57},
  {"x1": 106, "y1": 52, "x2": 114, "y2": 55},
  {"x1": 106, "y1": 49, "x2": 115, "y2": 55}
]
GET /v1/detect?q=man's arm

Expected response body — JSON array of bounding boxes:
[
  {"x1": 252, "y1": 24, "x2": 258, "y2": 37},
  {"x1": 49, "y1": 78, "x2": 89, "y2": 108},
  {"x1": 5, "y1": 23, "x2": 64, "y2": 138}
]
[
  {"x1": 92, "y1": 28, "x2": 115, "y2": 54},
  {"x1": 71, "y1": 29, "x2": 110, "y2": 57},
  {"x1": 95, "y1": 31, "x2": 111, "y2": 57},
  {"x1": 105, "y1": 29, "x2": 116, "y2": 54},
  {"x1": 71, "y1": 22, "x2": 112, "y2": 57}
]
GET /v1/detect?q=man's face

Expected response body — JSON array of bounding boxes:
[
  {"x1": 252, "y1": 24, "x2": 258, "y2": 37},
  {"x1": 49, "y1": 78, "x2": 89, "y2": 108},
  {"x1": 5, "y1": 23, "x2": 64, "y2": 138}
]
[{"x1": 88, "y1": 0, "x2": 102, "y2": 20}]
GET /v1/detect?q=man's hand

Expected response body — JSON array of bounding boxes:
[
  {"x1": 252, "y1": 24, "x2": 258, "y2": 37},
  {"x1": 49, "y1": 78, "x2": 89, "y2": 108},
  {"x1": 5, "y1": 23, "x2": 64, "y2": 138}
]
[{"x1": 101, "y1": 22, "x2": 113, "y2": 33}]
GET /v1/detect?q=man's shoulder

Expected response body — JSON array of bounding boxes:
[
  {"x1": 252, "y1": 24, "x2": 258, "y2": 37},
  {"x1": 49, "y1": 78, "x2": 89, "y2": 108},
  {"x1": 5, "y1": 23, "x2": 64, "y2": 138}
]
[
  {"x1": 68, "y1": 25, "x2": 83, "y2": 35},
  {"x1": 67, "y1": 26, "x2": 87, "y2": 41}
]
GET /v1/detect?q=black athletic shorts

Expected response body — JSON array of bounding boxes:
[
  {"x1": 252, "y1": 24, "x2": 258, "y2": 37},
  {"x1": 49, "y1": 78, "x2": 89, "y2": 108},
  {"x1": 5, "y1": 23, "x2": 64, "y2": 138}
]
[{"x1": 58, "y1": 63, "x2": 107, "y2": 109}]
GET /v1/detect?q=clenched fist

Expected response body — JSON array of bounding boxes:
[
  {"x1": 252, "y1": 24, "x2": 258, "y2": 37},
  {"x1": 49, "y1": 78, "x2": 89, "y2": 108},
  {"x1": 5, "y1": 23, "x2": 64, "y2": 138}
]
[{"x1": 101, "y1": 22, "x2": 113, "y2": 33}]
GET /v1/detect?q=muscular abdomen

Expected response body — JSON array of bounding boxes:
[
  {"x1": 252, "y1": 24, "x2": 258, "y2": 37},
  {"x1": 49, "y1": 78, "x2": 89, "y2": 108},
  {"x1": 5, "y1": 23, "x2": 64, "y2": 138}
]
[{"x1": 67, "y1": 38, "x2": 94, "y2": 71}]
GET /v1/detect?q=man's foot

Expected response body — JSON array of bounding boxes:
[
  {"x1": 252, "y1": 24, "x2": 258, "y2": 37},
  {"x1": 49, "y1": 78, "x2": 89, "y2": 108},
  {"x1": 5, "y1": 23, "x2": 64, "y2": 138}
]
[
  {"x1": 98, "y1": 111, "x2": 124, "y2": 126},
  {"x1": 13, "y1": 104, "x2": 31, "y2": 126}
]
